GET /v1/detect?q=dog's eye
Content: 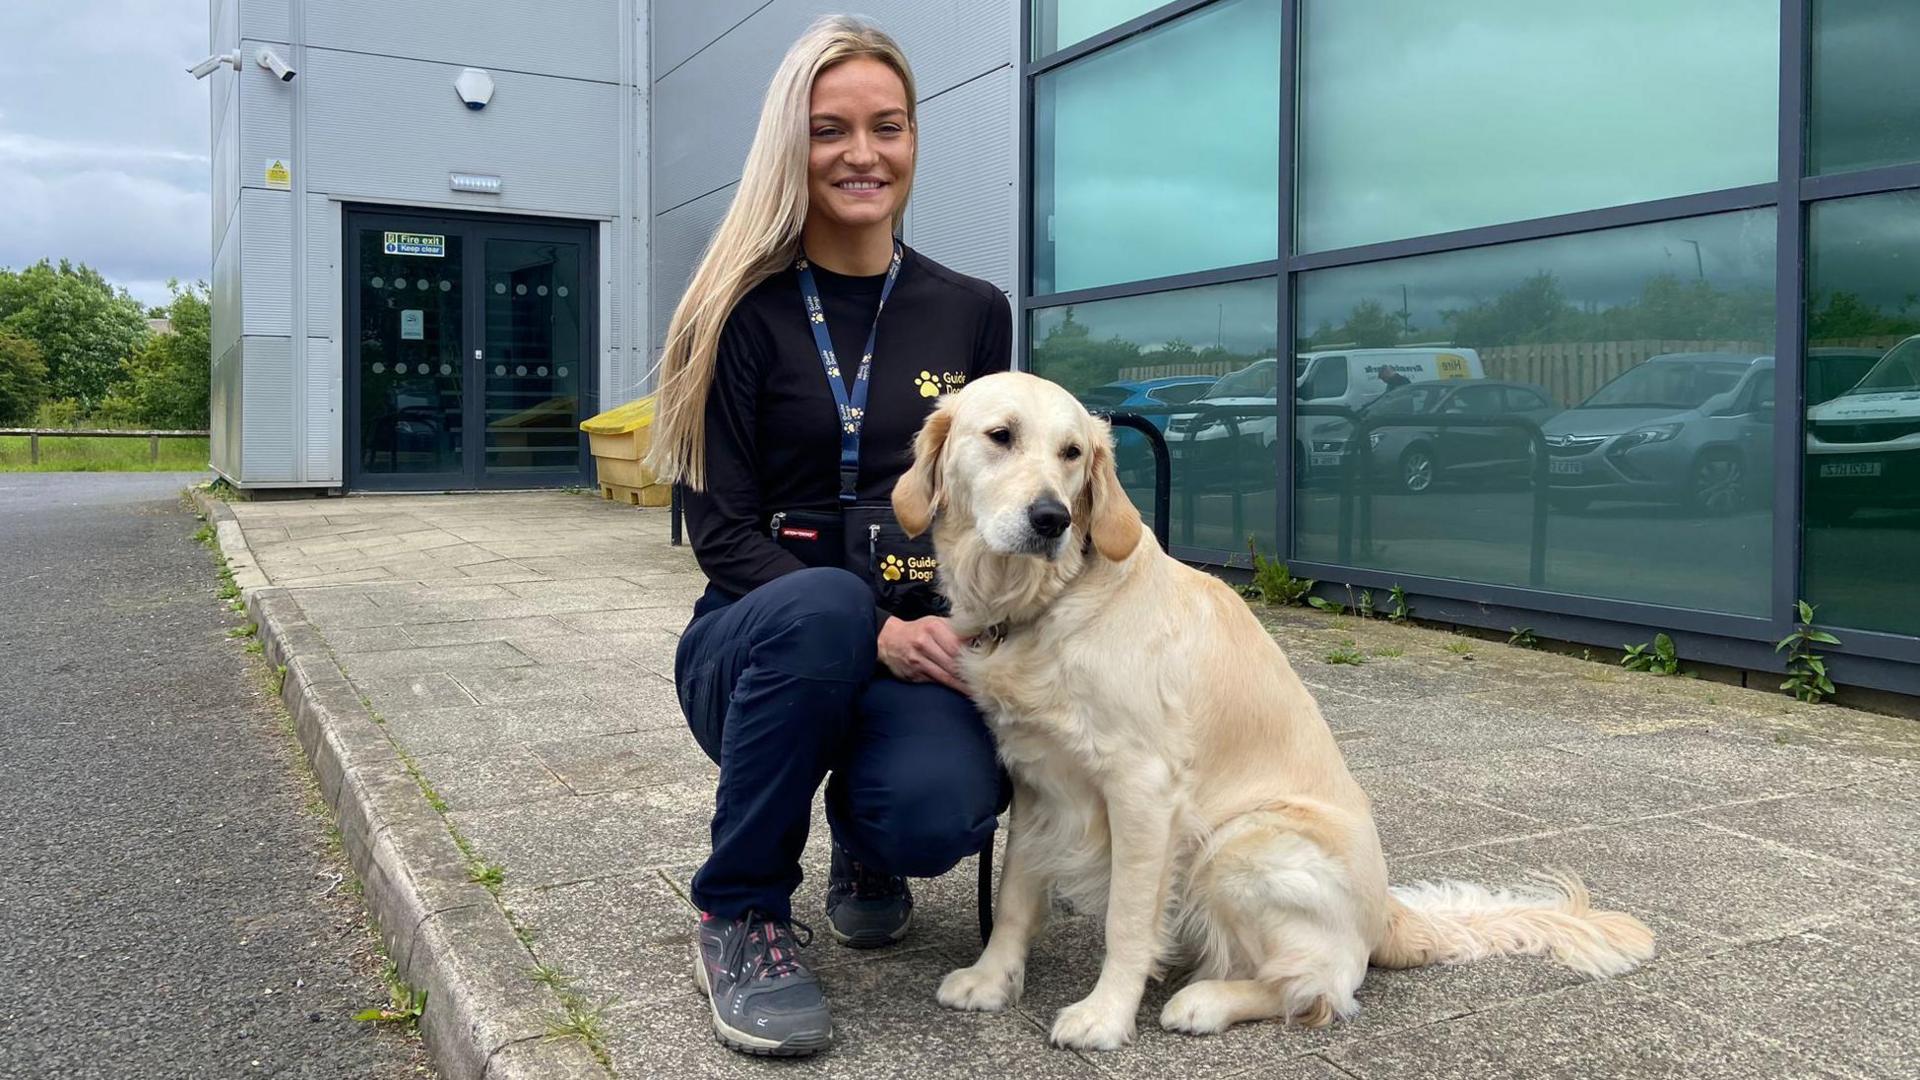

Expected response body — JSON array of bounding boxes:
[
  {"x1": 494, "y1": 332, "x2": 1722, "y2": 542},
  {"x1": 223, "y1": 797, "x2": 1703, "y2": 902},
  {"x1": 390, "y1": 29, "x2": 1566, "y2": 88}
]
[
  {"x1": 1062, "y1": 444, "x2": 1083, "y2": 461},
  {"x1": 986, "y1": 427, "x2": 1012, "y2": 447}
]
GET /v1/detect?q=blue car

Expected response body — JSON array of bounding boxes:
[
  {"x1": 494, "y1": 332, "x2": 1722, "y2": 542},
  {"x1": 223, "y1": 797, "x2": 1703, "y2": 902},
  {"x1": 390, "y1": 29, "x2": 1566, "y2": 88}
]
[{"x1": 1077, "y1": 376, "x2": 1217, "y2": 484}]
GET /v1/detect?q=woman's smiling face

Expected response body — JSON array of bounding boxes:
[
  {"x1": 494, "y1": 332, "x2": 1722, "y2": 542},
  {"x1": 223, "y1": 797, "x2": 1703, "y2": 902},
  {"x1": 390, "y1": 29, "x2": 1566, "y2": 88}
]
[{"x1": 806, "y1": 57, "x2": 914, "y2": 234}]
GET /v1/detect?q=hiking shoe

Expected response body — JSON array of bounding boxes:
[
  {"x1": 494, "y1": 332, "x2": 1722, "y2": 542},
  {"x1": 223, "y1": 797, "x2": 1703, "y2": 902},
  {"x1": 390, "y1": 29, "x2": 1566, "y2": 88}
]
[
  {"x1": 826, "y1": 842, "x2": 914, "y2": 949},
  {"x1": 692, "y1": 911, "x2": 832, "y2": 1056}
]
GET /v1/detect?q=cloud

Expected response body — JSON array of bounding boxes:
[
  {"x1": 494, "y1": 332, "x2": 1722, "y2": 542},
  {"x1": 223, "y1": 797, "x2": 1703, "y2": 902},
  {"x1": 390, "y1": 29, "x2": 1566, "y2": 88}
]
[
  {"x1": 0, "y1": 160, "x2": 209, "y2": 297},
  {"x1": 0, "y1": 0, "x2": 210, "y2": 299}
]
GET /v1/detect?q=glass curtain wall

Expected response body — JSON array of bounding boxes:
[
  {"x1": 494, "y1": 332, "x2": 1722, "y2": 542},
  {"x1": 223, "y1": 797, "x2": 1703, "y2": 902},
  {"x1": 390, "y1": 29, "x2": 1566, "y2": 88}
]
[
  {"x1": 1026, "y1": 0, "x2": 1283, "y2": 553},
  {"x1": 1024, "y1": 0, "x2": 1920, "y2": 667}
]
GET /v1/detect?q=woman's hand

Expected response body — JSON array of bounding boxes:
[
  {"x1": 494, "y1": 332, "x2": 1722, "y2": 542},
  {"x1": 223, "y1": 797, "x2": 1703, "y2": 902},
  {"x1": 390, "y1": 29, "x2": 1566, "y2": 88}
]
[{"x1": 877, "y1": 615, "x2": 969, "y2": 692}]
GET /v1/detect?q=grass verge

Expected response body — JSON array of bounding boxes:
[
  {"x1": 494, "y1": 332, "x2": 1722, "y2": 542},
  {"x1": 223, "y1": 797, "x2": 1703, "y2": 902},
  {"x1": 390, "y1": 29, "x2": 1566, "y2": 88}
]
[{"x1": 1, "y1": 434, "x2": 210, "y2": 472}]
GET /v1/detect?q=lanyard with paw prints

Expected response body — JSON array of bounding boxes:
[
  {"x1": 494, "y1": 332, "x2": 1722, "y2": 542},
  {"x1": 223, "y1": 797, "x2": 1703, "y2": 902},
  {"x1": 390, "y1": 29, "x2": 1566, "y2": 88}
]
[{"x1": 795, "y1": 240, "x2": 903, "y2": 504}]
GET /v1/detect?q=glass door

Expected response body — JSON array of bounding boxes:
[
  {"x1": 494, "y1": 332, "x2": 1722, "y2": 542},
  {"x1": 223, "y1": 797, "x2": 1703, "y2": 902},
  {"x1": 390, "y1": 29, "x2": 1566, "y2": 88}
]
[
  {"x1": 346, "y1": 209, "x2": 594, "y2": 491},
  {"x1": 482, "y1": 237, "x2": 587, "y2": 481},
  {"x1": 352, "y1": 227, "x2": 468, "y2": 486}
]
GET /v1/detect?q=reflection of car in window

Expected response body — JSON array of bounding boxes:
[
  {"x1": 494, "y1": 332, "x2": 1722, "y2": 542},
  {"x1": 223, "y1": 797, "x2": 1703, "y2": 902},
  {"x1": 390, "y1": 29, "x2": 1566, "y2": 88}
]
[
  {"x1": 1073, "y1": 376, "x2": 1218, "y2": 485},
  {"x1": 1540, "y1": 353, "x2": 1775, "y2": 515},
  {"x1": 1805, "y1": 335, "x2": 1920, "y2": 519},
  {"x1": 1304, "y1": 380, "x2": 1558, "y2": 493},
  {"x1": 1164, "y1": 348, "x2": 1484, "y2": 486}
]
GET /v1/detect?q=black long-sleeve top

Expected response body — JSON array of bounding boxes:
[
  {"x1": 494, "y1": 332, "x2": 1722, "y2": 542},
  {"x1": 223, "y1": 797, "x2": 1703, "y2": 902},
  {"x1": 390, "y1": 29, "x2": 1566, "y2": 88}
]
[{"x1": 684, "y1": 245, "x2": 1012, "y2": 617}]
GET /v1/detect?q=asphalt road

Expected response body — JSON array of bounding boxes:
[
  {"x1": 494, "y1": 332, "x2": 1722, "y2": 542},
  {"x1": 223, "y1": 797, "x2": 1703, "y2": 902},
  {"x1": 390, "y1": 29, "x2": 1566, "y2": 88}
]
[{"x1": 0, "y1": 473, "x2": 428, "y2": 1079}]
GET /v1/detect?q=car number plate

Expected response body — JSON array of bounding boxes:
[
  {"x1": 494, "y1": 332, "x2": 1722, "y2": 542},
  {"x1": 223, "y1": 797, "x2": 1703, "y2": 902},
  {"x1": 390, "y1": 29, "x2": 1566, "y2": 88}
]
[
  {"x1": 1819, "y1": 461, "x2": 1882, "y2": 478},
  {"x1": 1549, "y1": 461, "x2": 1583, "y2": 475},
  {"x1": 1310, "y1": 453, "x2": 1343, "y2": 467}
]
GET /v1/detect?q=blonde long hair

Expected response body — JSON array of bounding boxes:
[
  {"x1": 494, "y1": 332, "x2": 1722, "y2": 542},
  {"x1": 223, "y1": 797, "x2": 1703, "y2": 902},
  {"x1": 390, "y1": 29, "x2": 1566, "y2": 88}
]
[{"x1": 646, "y1": 16, "x2": 918, "y2": 490}]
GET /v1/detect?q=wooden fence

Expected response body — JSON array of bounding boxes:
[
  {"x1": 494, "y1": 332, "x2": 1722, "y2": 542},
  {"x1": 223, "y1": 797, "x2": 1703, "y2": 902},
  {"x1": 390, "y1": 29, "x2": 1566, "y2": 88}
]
[
  {"x1": 1477, "y1": 340, "x2": 1767, "y2": 407},
  {"x1": 0, "y1": 427, "x2": 211, "y2": 465}
]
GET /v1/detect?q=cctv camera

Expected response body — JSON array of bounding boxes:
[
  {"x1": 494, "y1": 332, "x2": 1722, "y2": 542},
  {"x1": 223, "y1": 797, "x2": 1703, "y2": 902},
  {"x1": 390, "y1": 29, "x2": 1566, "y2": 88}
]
[
  {"x1": 256, "y1": 47, "x2": 296, "y2": 82},
  {"x1": 187, "y1": 52, "x2": 240, "y2": 79}
]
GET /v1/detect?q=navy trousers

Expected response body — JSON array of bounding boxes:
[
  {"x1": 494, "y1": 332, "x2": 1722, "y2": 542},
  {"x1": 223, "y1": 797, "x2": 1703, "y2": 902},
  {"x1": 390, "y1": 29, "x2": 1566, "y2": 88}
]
[{"x1": 675, "y1": 567, "x2": 1003, "y2": 920}]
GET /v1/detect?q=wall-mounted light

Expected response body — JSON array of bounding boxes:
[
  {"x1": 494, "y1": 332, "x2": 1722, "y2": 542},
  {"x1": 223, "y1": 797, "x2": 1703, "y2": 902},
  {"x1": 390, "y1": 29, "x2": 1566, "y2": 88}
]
[{"x1": 450, "y1": 173, "x2": 503, "y2": 194}]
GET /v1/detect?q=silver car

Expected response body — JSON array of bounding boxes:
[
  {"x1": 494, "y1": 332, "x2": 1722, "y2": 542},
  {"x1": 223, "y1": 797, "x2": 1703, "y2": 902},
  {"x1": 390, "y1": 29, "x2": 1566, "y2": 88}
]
[{"x1": 1541, "y1": 353, "x2": 1774, "y2": 514}]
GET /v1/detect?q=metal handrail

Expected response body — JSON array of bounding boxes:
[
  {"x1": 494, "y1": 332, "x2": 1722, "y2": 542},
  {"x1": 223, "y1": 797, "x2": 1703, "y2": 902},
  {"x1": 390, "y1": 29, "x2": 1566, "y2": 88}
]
[{"x1": 1329, "y1": 412, "x2": 1552, "y2": 588}]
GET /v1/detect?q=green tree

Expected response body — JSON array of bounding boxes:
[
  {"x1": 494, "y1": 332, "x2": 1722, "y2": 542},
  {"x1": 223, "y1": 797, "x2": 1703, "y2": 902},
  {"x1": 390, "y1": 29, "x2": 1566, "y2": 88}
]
[
  {"x1": 0, "y1": 332, "x2": 48, "y2": 424},
  {"x1": 0, "y1": 259, "x2": 150, "y2": 410},
  {"x1": 96, "y1": 280, "x2": 211, "y2": 429}
]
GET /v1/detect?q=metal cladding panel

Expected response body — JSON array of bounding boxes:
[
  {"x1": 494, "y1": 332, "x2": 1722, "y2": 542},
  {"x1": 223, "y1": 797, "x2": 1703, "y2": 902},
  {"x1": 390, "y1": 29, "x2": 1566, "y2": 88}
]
[
  {"x1": 212, "y1": 79, "x2": 240, "y2": 256},
  {"x1": 298, "y1": 49, "x2": 621, "y2": 218},
  {"x1": 239, "y1": 335, "x2": 295, "y2": 483},
  {"x1": 304, "y1": 336, "x2": 339, "y2": 483},
  {"x1": 211, "y1": 1, "x2": 239, "y2": 136},
  {"x1": 906, "y1": 67, "x2": 1015, "y2": 294},
  {"x1": 651, "y1": 183, "x2": 732, "y2": 350},
  {"x1": 240, "y1": 188, "x2": 294, "y2": 337},
  {"x1": 209, "y1": 337, "x2": 243, "y2": 479},
  {"x1": 652, "y1": 0, "x2": 1016, "y2": 211},
  {"x1": 880, "y1": 0, "x2": 1017, "y2": 99},
  {"x1": 305, "y1": 0, "x2": 621, "y2": 83},
  {"x1": 305, "y1": 193, "x2": 336, "y2": 333},
  {"x1": 236, "y1": 41, "x2": 295, "y2": 190},
  {"x1": 212, "y1": 215, "x2": 242, "y2": 362},
  {"x1": 654, "y1": 0, "x2": 768, "y2": 76},
  {"x1": 239, "y1": 0, "x2": 290, "y2": 43}
]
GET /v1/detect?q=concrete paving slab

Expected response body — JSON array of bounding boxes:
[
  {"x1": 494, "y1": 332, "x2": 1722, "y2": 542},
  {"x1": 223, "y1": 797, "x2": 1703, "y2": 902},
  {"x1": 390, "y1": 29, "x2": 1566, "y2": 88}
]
[
  {"x1": 1373, "y1": 746, "x2": 1728, "y2": 828},
  {"x1": 350, "y1": 670, "x2": 483, "y2": 712},
  {"x1": 1486, "y1": 817, "x2": 1910, "y2": 944},
  {"x1": 1358, "y1": 767, "x2": 1549, "y2": 855},
  {"x1": 209, "y1": 490, "x2": 1920, "y2": 1080},
  {"x1": 529, "y1": 729, "x2": 719, "y2": 795},
  {"x1": 1682, "y1": 787, "x2": 1920, "y2": 884},
  {"x1": 1554, "y1": 727, "x2": 1909, "y2": 797},
  {"x1": 505, "y1": 871, "x2": 697, "y2": 1010},
  {"x1": 602, "y1": 948, "x2": 1101, "y2": 1080},
  {"x1": 504, "y1": 629, "x2": 680, "y2": 675},
  {"x1": 450, "y1": 783, "x2": 718, "y2": 887},
  {"x1": 379, "y1": 696, "x2": 644, "y2": 757},
  {"x1": 1626, "y1": 925, "x2": 1919, "y2": 1080},
  {"x1": 409, "y1": 744, "x2": 574, "y2": 811},
  {"x1": 336, "y1": 641, "x2": 536, "y2": 679},
  {"x1": 1324, "y1": 978, "x2": 1842, "y2": 1080},
  {"x1": 449, "y1": 660, "x2": 669, "y2": 706}
]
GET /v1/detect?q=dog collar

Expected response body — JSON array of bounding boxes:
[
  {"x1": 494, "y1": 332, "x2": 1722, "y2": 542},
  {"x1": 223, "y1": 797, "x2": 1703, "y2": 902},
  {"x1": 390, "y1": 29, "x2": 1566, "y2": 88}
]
[{"x1": 977, "y1": 621, "x2": 1010, "y2": 651}]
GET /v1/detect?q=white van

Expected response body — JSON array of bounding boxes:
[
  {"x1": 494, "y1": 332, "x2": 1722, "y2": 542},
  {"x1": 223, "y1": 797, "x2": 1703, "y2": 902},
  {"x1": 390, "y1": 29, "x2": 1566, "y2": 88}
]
[
  {"x1": 1163, "y1": 348, "x2": 1484, "y2": 480},
  {"x1": 1805, "y1": 334, "x2": 1920, "y2": 518}
]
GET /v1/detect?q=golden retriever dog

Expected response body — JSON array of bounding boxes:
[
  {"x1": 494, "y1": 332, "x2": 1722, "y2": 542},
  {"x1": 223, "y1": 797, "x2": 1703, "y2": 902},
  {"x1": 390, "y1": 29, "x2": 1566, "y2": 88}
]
[{"x1": 892, "y1": 372, "x2": 1654, "y2": 1051}]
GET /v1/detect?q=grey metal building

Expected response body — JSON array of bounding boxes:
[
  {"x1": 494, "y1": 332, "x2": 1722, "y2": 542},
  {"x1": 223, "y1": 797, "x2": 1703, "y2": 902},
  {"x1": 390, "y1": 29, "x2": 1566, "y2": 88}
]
[
  {"x1": 207, "y1": 0, "x2": 1920, "y2": 695},
  {"x1": 206, "y1": 0, "x2": 1012, "y2": 494}
]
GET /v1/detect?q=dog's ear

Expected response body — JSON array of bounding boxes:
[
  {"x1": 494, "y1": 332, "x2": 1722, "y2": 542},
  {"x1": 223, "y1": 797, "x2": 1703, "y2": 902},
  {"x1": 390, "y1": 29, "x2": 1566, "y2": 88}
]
[
  {"x1": 1084, "y1": 419, "x2": 1143, "y2": 561},
  {"x1": 892, "y1": 400, "x2": 953, "y2": 538}
]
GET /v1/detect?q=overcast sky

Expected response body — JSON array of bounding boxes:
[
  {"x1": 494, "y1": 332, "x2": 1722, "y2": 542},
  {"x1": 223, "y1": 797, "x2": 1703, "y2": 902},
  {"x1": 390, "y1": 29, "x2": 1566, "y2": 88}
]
[{"x1": 0, "y1": 2, "x2": 208, "y2": 311}]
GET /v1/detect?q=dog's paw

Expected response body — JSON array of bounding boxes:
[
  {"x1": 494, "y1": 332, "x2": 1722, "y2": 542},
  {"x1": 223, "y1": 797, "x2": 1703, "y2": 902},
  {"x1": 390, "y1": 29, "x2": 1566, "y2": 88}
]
[
  {"x1": 1049, "y1": 997, "x2": 1135, "y2": 1051},
  {"x1": 1159, "y1": 983, "x2": 1233, "y2": 1035},
  {"x1": 936, "y1": 963, "x2": 1022, "y2": 1012}
]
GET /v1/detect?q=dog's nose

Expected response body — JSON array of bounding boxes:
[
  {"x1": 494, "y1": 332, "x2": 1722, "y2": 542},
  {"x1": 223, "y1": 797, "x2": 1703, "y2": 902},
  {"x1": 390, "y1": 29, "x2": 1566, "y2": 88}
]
[{"x1": 1027, "y1": 497, "x2": 1071, "y2": 540}]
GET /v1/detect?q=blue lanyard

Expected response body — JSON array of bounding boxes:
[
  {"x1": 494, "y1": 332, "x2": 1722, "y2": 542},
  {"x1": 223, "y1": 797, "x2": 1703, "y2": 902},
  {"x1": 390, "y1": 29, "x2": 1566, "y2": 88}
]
[{"x1": 796, "y1": 241, "x2": 903, "y2": 504}]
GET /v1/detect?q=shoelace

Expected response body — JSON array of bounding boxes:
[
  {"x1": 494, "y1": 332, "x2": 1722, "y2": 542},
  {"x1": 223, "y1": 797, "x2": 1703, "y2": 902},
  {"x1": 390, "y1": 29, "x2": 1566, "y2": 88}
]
[
  {"x1": 734, "y1": 911, "x2": 814, "y2": 980},
  {"x1": 851, "y1": 861, "x2": 906, "y2": 900}
]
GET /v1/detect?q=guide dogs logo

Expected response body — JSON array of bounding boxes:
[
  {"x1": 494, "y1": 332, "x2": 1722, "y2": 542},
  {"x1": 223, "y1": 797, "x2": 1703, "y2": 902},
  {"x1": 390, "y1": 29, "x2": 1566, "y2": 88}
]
[
  {"x1": 881, "y1": 554, "x2": 905, "y2": 582},
  {"x1": 915, "y1": 370, "x2": 969, "y2": 398}
]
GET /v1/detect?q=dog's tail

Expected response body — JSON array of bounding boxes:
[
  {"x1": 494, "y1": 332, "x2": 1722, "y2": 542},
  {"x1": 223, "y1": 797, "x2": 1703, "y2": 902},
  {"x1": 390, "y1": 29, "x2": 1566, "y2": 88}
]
[{"x1": 1370, "y1": 870, "x2": 1653, "y2": 979}]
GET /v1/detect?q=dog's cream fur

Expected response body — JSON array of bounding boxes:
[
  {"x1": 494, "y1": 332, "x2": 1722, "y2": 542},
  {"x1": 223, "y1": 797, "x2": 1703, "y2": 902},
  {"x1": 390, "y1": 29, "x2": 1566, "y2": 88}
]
[{"x1": 894, "y1": 372, "x2": 1654, "y2": 1051}]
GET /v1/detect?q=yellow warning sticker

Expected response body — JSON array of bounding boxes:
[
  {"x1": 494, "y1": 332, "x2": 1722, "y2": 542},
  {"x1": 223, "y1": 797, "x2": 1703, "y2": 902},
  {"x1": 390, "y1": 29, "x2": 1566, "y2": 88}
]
[{"x1": 264, "y1": 158, "x2": 291, "y2": 190}]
